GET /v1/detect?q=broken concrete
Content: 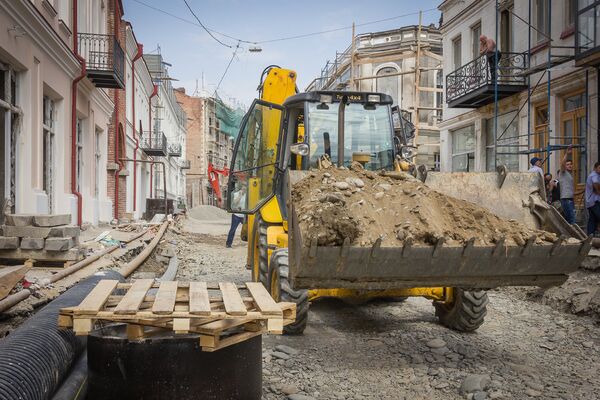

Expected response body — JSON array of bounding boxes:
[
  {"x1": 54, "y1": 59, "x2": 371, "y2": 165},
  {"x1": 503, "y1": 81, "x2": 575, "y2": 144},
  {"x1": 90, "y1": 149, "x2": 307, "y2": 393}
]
[
  {"x1": 20, "y1": 237, "x2": 45, "y2": 250},
  {"x1": 34, "y1": 214, "x2": 72, "y2": 227},
  {"x1": 0, "y1": 237, "x2": 19, "y2": 250},
  {"x1": 45, "y1": 237, "x2": 75, "y2": 252},
  {"x1": 4, "y1": 214, "x2": 34, "y2": 226},
  {"x1": 1, "y1": 225, "x2": 80, "y2": 239}
]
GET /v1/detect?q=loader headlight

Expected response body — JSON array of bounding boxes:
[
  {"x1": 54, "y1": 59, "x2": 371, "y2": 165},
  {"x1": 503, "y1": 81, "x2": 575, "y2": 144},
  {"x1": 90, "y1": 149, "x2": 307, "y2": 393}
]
[
  {"x1": 401, "y1": 146, "x2": 416, "y2": 159},
  {"x1": 367, "y1": 94, "x2": 381, "y2": 103},
  {"x1": 290, "y1": 142, "x2": 310, "y2": 156}
]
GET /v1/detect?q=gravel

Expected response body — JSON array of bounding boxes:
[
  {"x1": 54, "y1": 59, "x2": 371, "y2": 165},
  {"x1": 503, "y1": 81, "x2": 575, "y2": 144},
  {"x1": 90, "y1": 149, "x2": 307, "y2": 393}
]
[{"x1": 167, "y1": 218, "x2": 600, "y2": 399}]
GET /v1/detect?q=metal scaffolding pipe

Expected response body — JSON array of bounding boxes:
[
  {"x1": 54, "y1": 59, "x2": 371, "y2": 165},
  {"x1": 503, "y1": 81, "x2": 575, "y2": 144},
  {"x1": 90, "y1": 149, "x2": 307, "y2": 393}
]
[{"x1": 118, "y1": 221, "x2": 169, "y2": 278}]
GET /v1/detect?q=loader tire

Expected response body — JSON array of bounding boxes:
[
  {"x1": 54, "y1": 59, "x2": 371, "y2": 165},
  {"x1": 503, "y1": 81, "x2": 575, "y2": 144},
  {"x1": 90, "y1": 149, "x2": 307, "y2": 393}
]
[
  {"x1": 250, "y1": 215, "x2": 269, "y2": 286},
  {"x1": 434, "y1": 289, "x2": 488, "y2": 332},
  {"x1": 268, "y1": 249, "x2": 309, "y2": 335}
]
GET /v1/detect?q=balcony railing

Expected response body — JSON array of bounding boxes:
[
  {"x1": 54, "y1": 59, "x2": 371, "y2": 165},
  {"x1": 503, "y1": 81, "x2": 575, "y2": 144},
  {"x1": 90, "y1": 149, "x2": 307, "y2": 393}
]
[
  {"x1": 78, "y1": 33, "x2": 125, "y2": 89},
  {"x1": 168, "y1": 143, "x2": 182, "y2": 157},
  {"x1": 446, "y1": 52, "x2": 528, "y2": 108},
  {"x1": 575, "y1": 1, "x2": 600, "y2": 67},
  {"x1": 180, "y1": 159, "x2": 191, "y2": 169},
  {"x1": 140, "y1": 131, "x2": 167, "y2": 157}
]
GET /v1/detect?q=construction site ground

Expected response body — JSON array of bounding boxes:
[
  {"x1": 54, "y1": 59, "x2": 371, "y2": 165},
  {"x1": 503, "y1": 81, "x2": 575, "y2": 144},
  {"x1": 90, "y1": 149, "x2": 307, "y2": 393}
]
[{"x1": 2, "y1": 206, "x2": 599, "y2": 399}]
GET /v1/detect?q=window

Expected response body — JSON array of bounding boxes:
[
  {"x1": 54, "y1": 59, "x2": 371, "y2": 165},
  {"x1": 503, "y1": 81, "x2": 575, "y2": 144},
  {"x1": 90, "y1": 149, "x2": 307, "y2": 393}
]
[
  {"x1": 43, "y1": 96, "x2": 55, "y2": 212},
  {"x1": 486, "y1": 111, "x2": 519, "y2": 172},
  {"x1": 566, "y1": 0, "x2": 576, "y2": 27},
  {"x1": 577, "y1": 1, "x2": 600, "y2": 55},
  {"x1": 376, "y1": 66, "x2": 399, "y2": 105},
  {"x1": 95, "y1": 128, "x2": 102, "y2": 198},
  {"x1": 471, "y1": 23, "x2": 481, "y2": 59},
  {"x1": 76, "y1": 118, "x2": 83, "y2": 192},
  {"x1": 452, "y1": 36, "x2": 462, "y2": 71},
  {"x1": 561, "y1": 91, "x2": 587, "y2": 187},
  {"x1": 533, "y1": 104, "x2": 549, "y2": 159},
  {"x1": 500, "y1": 7, "x2": 514, "y2": 53},
  {"x1": 451, "y1": 125, "x2": 475, "y2": 172},
  {"x1": 535, "y1": 0, "x2": 550, "y2": 43}
]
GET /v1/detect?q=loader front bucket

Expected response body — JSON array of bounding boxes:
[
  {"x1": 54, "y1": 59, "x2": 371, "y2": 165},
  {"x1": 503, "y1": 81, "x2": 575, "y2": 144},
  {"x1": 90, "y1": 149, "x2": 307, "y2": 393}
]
[{"x1": 287, "y1": 170, "x2": 589, "y2": 291}]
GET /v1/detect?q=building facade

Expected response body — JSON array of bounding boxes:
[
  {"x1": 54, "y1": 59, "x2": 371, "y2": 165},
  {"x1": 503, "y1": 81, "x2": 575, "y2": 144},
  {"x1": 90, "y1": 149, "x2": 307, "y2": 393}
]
[
  {"x1": 307, "y1": 25, "x2": 444, "y2": 169},
  {"x1": 0, "y1": 0, "x2": 189, "y2": 225},
  {"x1": 175, "y1": 89, "x2": 238, "y2": 208},
  {"x1": 438, "y1": 0, "x2": 599, "y2": 212}
]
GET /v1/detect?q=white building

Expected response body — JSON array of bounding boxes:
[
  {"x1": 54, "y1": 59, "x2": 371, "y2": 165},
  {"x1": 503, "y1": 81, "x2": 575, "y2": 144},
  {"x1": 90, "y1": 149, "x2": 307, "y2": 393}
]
[
  {"x1": 0, "y1": 0, "x2": 119, "y2": 225},
  {"x1": 438, "y1": 0, "x2": 599, "y2": 206}
]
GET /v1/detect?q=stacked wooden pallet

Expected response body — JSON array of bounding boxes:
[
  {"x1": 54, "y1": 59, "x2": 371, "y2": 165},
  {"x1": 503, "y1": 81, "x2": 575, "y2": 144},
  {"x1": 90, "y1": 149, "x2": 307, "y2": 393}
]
[
  {"x1": 0, "y1": 214, "x2": 82, "y2": 265},
  {"x1": 58, "y1": 280, "x2": 296, "y2": 351}
]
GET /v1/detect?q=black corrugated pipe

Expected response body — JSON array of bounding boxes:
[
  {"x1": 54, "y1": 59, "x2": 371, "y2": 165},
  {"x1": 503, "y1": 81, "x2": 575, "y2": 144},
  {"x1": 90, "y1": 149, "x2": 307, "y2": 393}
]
[
  {"x1": 0, "y1": 270, "x2": 123, "y2": 400},
  {"x1": 51, "y1": 352, "x2": 88, "y2": 400}
]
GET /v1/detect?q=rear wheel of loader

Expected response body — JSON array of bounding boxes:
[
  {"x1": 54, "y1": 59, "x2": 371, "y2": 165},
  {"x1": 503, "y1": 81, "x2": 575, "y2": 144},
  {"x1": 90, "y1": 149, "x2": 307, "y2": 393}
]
[
  {"x1": 268, "y1": 249, "x2": 309, "y2": 335},
  {"x1": 433, "y1": 289, "x2": 488, "y2": 332},
  {"x1": 250, "y1": 215, "x2": 269, "y2": 286}
]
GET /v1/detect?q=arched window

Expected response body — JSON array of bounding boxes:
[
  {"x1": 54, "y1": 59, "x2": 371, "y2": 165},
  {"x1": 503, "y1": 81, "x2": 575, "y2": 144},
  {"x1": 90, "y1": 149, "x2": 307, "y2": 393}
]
[{"x1": 376, "y1": 66, "x2": 399, "y2": 104}]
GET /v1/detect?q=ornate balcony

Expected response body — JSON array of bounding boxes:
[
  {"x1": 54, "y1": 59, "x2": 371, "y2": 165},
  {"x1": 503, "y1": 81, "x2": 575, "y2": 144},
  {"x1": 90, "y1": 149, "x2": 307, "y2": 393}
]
[
  {"x1": 446, "y1": 52, "x2": 528, "y2": 108},
  {"x1": 168, "y1": 143, "x2": 182, "y2": 157},
  {"x1": 78, "y1": 33, "x2": 125, "y2": 89},
  {"x1": 140, "y1": 131, "x2": 167, "y2": 157},
  {"x1": 180, "y1": 159, "x2": 191, "y2": 169}
]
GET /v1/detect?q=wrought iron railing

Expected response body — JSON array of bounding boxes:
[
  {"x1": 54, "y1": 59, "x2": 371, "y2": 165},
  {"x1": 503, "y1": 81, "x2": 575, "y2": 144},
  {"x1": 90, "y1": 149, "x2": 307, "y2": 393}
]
[
  {"x1": 168, "y1": 143, "x2": 182, "y2": 157},
  {"x1": 77, "y1": 33, "x2": 125, "y2": 85},
  {"x1": 446, "y1": 52, "x2": 527, "y2": 103},
  {"x1": 140, "y1": 131, "x2": 167, "y2": 155}
]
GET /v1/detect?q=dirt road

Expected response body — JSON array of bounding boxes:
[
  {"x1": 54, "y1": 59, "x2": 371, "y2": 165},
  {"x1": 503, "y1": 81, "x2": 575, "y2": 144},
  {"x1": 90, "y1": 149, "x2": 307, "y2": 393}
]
[{"x1": 173, "y1": 216, "x2": 600, "y2": 400}]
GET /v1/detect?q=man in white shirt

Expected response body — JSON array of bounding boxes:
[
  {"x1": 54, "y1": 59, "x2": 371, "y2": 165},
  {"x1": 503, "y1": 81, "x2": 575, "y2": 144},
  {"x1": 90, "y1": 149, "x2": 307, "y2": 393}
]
[{"x1": 528, "y1": 157, "x2": 544, "y2": 180}]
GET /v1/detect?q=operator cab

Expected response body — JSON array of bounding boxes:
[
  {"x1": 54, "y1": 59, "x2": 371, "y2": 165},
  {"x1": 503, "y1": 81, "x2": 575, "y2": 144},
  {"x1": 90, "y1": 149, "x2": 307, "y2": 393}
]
[{"x1": 227, "y1": 90, "x2": 395, "y2": 215}]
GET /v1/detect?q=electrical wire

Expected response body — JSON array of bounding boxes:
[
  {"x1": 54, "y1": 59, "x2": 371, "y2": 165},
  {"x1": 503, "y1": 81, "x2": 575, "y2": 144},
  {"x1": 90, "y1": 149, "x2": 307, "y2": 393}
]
[
  {"x1": 130, "y1": 0, "x2": 437, "y2": 45},
  {"x1": 213, "y1": 42, "x2": 241, "y2": 97},
  {"x1": 182, "y1": 0, "x2": 234, "y2": 48}
]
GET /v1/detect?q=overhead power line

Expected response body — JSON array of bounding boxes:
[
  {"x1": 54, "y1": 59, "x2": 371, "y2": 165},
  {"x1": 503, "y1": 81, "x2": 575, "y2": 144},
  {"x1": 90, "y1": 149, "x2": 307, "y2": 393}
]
[
  {"x1": 182, "y1": 0, "x2": 233, "y2": 48},
  {"x1": 213, "y1": 42, "x2": 241, "y2": 97},
  {"x1": 131, "y1": 0, "x2": 437, "y2": 45}
]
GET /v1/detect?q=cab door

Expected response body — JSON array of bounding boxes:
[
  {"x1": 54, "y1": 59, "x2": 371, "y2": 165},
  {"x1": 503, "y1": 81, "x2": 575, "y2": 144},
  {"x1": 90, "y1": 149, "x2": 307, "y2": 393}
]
[{"x1": 227, "y1": 99, "x2": 285, "y2": 214}]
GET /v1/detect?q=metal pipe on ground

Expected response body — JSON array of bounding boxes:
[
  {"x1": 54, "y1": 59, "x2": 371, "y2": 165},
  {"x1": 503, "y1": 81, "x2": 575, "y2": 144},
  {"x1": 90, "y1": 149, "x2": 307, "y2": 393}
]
[
  {"x1": 0, "y1": 229, "x2": 148, "y2": 314},
  {"x1": 118, "y1": 221, "x2": 169, "y2": 278}
]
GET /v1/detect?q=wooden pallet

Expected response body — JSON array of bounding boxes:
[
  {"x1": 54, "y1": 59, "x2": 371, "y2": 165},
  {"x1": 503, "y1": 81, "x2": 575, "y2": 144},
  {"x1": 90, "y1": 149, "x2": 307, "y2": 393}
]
[{"x1": 58, "y1": 280, "x2": 296, "y2": 352}]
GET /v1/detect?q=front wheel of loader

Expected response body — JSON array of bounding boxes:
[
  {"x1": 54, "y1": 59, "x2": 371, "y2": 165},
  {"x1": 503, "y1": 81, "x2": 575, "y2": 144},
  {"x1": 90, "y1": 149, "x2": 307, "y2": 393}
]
[
  {"x1": 268, "y1": 249, "x2": 309, "y2": 335},
  {"x1": 433, "y1": 289, "x2": 488, "y2": 332},
  {"x1": 249, "y1": 215, "x2": 269, "y2": 286}
]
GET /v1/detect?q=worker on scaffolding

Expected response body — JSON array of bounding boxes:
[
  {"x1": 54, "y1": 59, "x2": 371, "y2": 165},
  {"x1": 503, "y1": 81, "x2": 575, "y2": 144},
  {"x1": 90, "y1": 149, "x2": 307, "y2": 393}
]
[
  {"x1": 558, "y1": 145, "x2": 576, "y2": 225},
  {"x1": 479, "y1": 35, "x2": 499, "y2": 82}
]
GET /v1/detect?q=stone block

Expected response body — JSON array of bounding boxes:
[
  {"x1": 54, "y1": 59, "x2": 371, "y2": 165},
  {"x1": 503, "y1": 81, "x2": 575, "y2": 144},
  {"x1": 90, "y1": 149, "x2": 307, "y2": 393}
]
[
  {"x1": 49, "y1": 226, "x2": 80, "y2": 238},
  {"x1": 33, "y1": 214, "x2": 72, "y2": 227},
  {"x1": 2, "y1": 226, "x2": 52, "y2": 238},
  {"x1": 0, "y1": 237, "x2": 19, "y2": 250},
  {"x1": 5, "y1": 214, "x2": 34, "y2": 226},
  {"x1": 45, "y1": 237, "x2": 75, "y2": 252},
  {"x1": 20, "y1": 237, "x2": 45, "y2": 250}
]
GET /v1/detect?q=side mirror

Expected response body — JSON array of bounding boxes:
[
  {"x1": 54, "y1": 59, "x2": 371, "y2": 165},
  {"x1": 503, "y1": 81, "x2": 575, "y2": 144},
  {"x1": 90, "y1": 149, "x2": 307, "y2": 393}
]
[{"x1": 290, "y1": 142, "x2": 309, "y2": 156}]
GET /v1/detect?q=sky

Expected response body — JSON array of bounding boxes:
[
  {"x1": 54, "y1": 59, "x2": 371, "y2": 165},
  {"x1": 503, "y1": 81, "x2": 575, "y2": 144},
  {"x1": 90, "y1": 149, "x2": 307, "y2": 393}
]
[{"x1": 123, "y1": 0, "x2": 442, "y2": 109}]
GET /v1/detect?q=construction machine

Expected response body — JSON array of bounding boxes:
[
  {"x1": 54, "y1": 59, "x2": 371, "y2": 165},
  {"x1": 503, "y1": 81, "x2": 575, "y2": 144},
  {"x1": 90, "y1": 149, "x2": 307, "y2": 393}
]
[{"x1": 227, "y1": 66, "x2": 589, "y2": 334}]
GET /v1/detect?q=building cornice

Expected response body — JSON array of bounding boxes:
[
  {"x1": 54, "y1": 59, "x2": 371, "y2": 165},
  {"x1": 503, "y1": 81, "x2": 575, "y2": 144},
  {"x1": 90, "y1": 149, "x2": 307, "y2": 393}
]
[
  {"x1": 440, "y1": 0, "x2": 485, "y2": 33},
  {"x1": 1, "y1": 0, "x2": 80, "y2": 77}
]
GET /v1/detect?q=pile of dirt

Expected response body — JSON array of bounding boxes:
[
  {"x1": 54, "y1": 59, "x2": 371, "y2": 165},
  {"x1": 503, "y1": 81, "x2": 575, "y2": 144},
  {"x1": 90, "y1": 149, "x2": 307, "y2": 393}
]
[
  {"x1": 292, "y1": 164, "x2": 561, "y2": 247},
  {"x1": 188, "y1": 205, "x2": 230, "y2": 221}
]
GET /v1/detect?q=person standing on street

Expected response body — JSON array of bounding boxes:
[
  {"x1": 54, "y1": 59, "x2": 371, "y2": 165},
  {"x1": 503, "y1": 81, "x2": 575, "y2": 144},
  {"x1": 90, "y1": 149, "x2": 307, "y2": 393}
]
[
  {"x1": 226, "y1": 184, "x2": 246, "y2": 248},
  {"x1": 558, "y1": 145, "x2": 575, "y2": 224},
  {"x1": 585, "y1": 162, "x2": 600, "y2": 235},
  {"x1": 528, "y1": 157, "x2": 544, "y2": 180}
]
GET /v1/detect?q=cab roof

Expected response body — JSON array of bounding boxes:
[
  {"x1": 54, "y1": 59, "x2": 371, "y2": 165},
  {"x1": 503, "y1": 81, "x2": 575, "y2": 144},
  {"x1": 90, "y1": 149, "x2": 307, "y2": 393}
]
[{"x1": 283, "y1": 91, "x2": 394, "y2": 108}]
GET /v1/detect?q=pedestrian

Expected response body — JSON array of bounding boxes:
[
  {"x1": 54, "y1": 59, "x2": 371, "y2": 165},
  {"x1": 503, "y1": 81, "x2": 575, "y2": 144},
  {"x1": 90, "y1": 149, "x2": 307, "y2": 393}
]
[
  {"x1": 558, "y1": 145, "x2": 575, "y2": 224},
  {"x1": 528, "y1": 157, "x2": 544, "y2": 180},
  {"x1": 226, "y1": 184, "x2": 246, "y2": 248},
  {"x1": 544, "y1": 173, "x2": 556, "y2": 204},
  {"x1": 585, "y1": 161, "x2": 600, "y2": 235},
  {"x1": 479, "y1": 35, "x2": 500, "y2": 82}
]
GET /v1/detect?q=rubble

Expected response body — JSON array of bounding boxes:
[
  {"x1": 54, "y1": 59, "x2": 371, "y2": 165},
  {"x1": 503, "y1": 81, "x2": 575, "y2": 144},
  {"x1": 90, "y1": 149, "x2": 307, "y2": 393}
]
[{"x1": 292, "y1": 164, "x2": 558, "y2": 247}]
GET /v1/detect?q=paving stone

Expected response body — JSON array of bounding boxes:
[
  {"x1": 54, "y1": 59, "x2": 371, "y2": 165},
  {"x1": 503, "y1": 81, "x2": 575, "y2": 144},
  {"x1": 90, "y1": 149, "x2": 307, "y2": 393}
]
[
  {"x1": 4, "y1": 214, "x2": 34, "y2": 226},
  {"x1": 45, "y1": 237, "x2": 75, "y2": 251},
  {"x1": 48, "y1": 226, "x2": 80, "y2": 239},
  {"x1": 20, "y1": 237, "x2": 45, "y2": 250},
  {"x1": 33, "y1": 214, "x2": 72, "y2": 227},
  {"x1": 0, "y1": 236, "x2": 19, "y2": 249}
]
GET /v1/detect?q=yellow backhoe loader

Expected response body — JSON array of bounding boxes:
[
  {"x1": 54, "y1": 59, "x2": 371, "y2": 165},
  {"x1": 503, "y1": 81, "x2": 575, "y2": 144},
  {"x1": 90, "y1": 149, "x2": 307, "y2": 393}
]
[{"x1": 227, "y1": 66, "x2": 589, "y2": 334}]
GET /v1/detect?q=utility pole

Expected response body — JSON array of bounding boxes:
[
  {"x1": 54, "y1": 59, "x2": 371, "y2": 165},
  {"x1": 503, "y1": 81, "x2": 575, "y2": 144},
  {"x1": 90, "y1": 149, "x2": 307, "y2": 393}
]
[{"x1": 350, "y1": 22, "x2": 356, "y2": 90}]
